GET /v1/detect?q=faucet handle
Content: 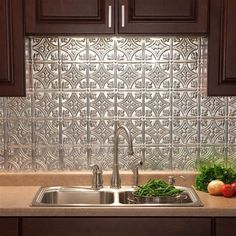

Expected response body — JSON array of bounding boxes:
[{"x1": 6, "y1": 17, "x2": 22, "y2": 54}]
[
  {"x1": 132, "y1": 160, "x2": 143, "y2": 188},
  {"x1": 168, "y1": 175, "x2": 185, "y2": 186},
  {"x1": 90, "y1": 164, "x2": 103, "y2": 190}
]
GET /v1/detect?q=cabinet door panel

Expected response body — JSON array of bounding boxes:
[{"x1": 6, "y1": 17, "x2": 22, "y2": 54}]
[
  {"x1": 225, "y1": 0, "x2": 236, "y2": 79},
  {"x1": 25, "y1": 0, "x2": 114, "y2": 35},
  {"x1": 38, "y1": 0, "x2": 100, "y2": 18},
  {"x1": 0, "y1": 0, "x2": 25, "y2": 96},
  {"x1": 118, "y1": 0, "x2": 208, "y2": 34},
  {"x1": 208, "y1": 0, "x2": 236, "y2": 95},
  {"x1": 0, "y1": 0, "x2": 9, "y2": 81},
  {"x1": 0, "y1": 218, "x2": 18, "y2": 236},
  {"x1": 216, "y1": 218, "x2": 236, "y2": 236},
  {"x1": 22, "y1": 217, "x2": 211, "y2": 236}
]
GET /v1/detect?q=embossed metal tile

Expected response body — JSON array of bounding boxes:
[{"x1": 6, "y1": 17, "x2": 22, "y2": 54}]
[{"x1": 1, "y1": 36, "x2": 236, "y2": 171}]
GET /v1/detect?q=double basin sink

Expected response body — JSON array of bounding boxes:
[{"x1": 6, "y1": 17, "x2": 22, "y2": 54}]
[{"x1": 32, "y1": 186, "x2": 203, "y2": 207}]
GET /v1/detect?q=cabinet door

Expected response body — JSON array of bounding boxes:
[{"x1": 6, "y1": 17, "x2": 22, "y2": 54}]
[
  {"x1": 0, "y1": 218, "x2": 18, "y2": 236},
  {"x1": 25, "y1": 0, "x2": 115, "y2": 35},
  {"x1": 215, "y1": 218, "x2": 236, "y2": 236},
  {"x1": 22, "y1": 217, "x2": 211, "y2": 236},
  {"x1": 208, "y1": 0, "x2": 236, "y2": 96},
  {"x1": 0, "y1": 0, "x2": 25, "y2": 96},
  {"x1": 118, "y1": 0, "x2": 208, "y2": 34}
]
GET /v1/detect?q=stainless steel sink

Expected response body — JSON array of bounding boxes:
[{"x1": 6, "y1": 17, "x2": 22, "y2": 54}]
[
  {"x1": 32, "y1": 187, "x2": 114, "y2": 206},
  {"x1": 119, "y1": 186, "x2": 203, "y2": 207},
  {"x1": 32, "y1": 186, "x2": 203, "y2": 207}
]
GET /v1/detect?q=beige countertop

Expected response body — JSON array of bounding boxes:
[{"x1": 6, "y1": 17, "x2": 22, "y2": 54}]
[{"x1": 0, "y1": 172, "x2": 236, "y2": 217}]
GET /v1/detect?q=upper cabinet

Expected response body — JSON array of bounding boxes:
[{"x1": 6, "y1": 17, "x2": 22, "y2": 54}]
[
  {"x1": 118, "y1": 0, "x2": 208, "y2": 34},
  {"x1": 0, "y1": 0, "x2": 25, "y2": 96},
  {"x1": 25, "y1": 0, "x2": 115, "y2": 35},
  {"x1": 24, "y1": 0, "x2": 209, "y2": 35},
  {"x1": 208, "y1": 0, "x2": 236, "y2": 96}
]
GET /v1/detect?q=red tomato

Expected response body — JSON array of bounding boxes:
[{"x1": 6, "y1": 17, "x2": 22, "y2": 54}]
[
  {"x1": 221, "y1": 184, "x2": 234, "y2": 197},
  {"x1": 231, "y1": 182, "x2": 236, "y2": 195}
]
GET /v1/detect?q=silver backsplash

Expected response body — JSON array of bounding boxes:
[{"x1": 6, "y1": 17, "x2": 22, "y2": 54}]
[{"x1": 0, "y1": 37, "x2": 236, "y2": 171}]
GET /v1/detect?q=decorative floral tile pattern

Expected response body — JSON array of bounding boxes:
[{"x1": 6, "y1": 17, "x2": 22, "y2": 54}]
[
  {"x1": 172, "y1": 146, "x2": 199, "y2": 170},
  {"x1": 1, "y1": 36, "x2": 236, "y2": 171}
]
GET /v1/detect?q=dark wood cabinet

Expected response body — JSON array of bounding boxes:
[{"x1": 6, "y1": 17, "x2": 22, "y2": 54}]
[
  {"x1": 0, "y1": 0, "x2": 25, "y2": 96},
  {"x1": 208, "y1": 0, "x2": 236, "y2": 96},
  {"x1": 0, "y1": 218, "x2": 19, "y2": 236},
  {"x1": 22, "y1": 217, "x2": 212, "y2": 236},
  {"x1": 118, "y1": 0, "x2": 209, "y2": 34},
  {"x1": 25, "y1": 0, "x2": 208, "y2": 35},
  {"x1": 24, "y1": 0, "x2": 115, "y2": 35},
  {"x1": 215, "y1": 218, "x2": 236, "y2": 236},
  {"x1": 3, "y1": 216, "x2": 236, "y2": 236}
]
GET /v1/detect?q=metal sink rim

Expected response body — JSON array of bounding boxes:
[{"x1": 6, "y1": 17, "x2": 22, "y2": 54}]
[{"x1": 32, "y1": 186, "x2": 203, "y2": 207}]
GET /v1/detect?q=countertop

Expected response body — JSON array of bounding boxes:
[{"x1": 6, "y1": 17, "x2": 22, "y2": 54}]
[{"x1": 0, "y1": 172, "x2": 236, "y2": 217}]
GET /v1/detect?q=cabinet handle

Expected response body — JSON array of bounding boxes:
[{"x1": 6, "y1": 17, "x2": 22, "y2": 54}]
[
  {"x1": 108, "y1": 5, "x2": 112, "y2": 28},
  {"x1": 121, "y1": 5, "x2": 125, "y2": 28}
]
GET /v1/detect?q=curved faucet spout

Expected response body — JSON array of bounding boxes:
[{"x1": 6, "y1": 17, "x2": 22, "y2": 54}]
[{"x1": 110, "y1": 125, "x2": 134, "y2": 189}]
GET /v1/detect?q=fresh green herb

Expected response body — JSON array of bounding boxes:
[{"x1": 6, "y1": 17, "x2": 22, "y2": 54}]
[
  {"x1": 134, "y1": 179, "x2": 183, "y2": 197},
  {"x1": 195, "y1": 163, "x2": 236, "y2": 192}
]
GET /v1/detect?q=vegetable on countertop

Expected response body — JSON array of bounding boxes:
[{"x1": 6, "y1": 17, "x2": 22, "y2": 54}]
[
  {"x1": 207, "y1": 180, "x2": 224, "y2": 196},
  {"x1": 195, "y1": 163, "x2": 236, "y2": 192},
  {"x1": 221, "y1": 184, "x2": 234, "y2": 197},
  {"x1": 231, "y1": 182, "x2": 236, "y2": 195},
  {"x1": 134, "y1": 179, "x2": 183, "y2": 197}
]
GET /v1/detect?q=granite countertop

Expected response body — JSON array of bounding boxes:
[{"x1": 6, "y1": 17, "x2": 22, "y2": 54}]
[{"x1": 0, "y1": 172, "x2": 236, "y2": 217}]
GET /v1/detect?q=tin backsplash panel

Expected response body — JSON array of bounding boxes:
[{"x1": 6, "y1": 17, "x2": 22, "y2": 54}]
[{"x1": 1, "y1": 37, "x2": 236, "y2": 171}]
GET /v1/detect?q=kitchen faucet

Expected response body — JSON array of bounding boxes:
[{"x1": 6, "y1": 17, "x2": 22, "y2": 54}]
[
  {"x1": 90, "y1": 164, "x2": 103, "y2": 190},
  {"x1": 110, "y1": 125, "x2": 134, "y2": 188}
]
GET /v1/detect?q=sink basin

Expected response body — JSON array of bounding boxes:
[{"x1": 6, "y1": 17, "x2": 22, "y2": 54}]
[
  {"x1": 32, "y1": 187, "x2": 114, "y2": 206},
  {"x1": 32, "y1": 186, "x2": 203, "y2": 207},
  {"x1": 119, "y1": 186, "x2": 203, "y2": 207}
]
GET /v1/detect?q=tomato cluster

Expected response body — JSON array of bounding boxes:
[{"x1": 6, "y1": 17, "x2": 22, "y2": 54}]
[{"x1": 221, "y1": 183, "x2": 236, "y2": 198}]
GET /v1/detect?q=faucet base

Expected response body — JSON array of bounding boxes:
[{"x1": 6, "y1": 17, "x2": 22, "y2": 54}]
[{"x1": 110, "y1": 164, "x2": 121, "y2": 189}]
